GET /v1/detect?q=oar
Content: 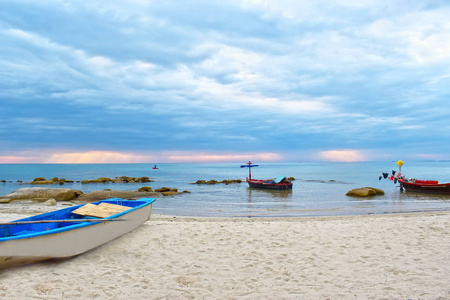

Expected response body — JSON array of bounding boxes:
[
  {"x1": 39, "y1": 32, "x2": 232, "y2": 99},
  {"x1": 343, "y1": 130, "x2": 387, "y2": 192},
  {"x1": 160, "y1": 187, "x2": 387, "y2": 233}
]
[{"x1": 0, "y1": 219, "x2": 126, "y2": 225}]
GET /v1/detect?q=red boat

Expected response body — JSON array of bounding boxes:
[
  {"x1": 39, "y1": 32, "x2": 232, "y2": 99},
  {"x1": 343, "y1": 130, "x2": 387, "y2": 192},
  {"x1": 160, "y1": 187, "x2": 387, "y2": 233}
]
[
  {"x1": 241, "y1": 161, "x2": 293, "y2": 190},
  {"x1": 383, "y1": 160, "x2": 450, "y2": 194},
  {"x1": 397, "y1": 178, "x2": 450, "y2": 194}
]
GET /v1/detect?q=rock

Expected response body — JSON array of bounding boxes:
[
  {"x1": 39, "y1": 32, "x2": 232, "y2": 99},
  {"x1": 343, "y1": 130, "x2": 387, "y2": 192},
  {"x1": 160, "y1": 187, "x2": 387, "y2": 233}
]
[
  {"x1": 136, "y1": 177, "x2": 153, "y2": 183},
  {"x1": 33, "y1": 177, "x2": 47, "y2": 182},
  {"x1": 162, "y1": 192, "x2": 178, "y2": 196},
  {"x1": 138, "y1": 186, "x2": 153, "y2": 192},
  {"x1": 192, "y1": 179, "x2": 243, "y2": 184},
  {"x1": 364, "y1": 187, "x2": 385, "y2": 195},
  {"x1": 45, "y1": 198, "x2": 57, "y2": 206},
  {"x1": 193, "y1": 180, "x2": 207, "y2": 184},
  {"x1": 96, "y1": 177, "x2": 111, "y2": 183},
  {"x1": 0, "y1": 187, "x2": 83, "y2": 203},
  {"x1": 155, "y1": 187, "x2": 171, "y2": 192},
  {"x1": 346, "y1": 187, "x2": 384, "y2": 197}
]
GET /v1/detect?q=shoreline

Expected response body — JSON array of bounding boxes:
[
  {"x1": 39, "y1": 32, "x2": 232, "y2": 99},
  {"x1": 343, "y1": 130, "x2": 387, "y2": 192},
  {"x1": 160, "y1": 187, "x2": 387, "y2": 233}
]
[{"x1": 0, "y1": 209, "x2": 449, "y2": 299}]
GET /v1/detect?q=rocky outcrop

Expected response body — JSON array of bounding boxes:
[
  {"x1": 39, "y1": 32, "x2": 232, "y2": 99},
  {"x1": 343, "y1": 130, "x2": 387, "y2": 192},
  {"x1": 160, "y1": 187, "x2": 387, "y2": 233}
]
[
  {"x1": 31, "y1": 177, "x2": 74, "y2": 185},
  {"x1": 346, "y1": 187, "x2": 385, "y2": 197},
  {"x1": 0, "y1": 187, "x2": 83, "y2": 203},
  {"x1": 138, "y1": 186, "x2": 153, "y2": 192},
  {"x1": 81, "y1": 176, "x2": 154, "y2": 184},
  {"x1": 24, "y1": 176, "x2": 153, "y2": 185},
  {"x1": 192, "y1": 179, "x2": 243, "y2": 185},
  {"x1": 1, "y1": 185, "x2": 188, "y2": 203},
  {"x1": 155, "y1": 187, "x2": 171, "y2": 192}
]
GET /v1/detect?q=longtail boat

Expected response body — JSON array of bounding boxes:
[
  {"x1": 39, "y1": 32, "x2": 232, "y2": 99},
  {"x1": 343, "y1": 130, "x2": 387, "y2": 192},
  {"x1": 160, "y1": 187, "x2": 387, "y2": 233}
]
[
  {"x1": 381, "y1": 160, "x2": 450, "y2": 194},
  {"x1": 0, "y1": 198, "x2": 156, "y2": 269},
  {"x1": 241, "y1": 161, "x2": 293, "y2": 190}
]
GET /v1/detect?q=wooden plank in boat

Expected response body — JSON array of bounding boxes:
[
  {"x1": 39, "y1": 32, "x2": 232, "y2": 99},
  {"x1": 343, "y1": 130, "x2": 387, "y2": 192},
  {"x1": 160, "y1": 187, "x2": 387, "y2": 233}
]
[{"x1": 72, "y1": 203, "x2": 130, "y2": 218}]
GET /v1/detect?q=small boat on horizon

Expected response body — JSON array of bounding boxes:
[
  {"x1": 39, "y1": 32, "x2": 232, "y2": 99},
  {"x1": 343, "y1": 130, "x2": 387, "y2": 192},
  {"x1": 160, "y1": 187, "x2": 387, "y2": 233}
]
[
  {"x1": 240, "y1": 161, "x2": 293, "y2": 190},
  {"x1": 382, "y1": 160, "x2": 450, "y2": 194},
  {"x1": 0, "y1": 198, "x2": 156, "y2": 269},
  {"x1": 153, "y1": 165, "x2": 158, "y2": 169}
]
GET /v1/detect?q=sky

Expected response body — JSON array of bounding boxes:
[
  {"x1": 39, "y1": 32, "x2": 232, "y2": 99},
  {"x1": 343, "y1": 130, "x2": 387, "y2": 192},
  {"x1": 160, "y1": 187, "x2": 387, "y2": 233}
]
[{"x1": 0, "y1": 0, "x2": 449, "y2": 163}]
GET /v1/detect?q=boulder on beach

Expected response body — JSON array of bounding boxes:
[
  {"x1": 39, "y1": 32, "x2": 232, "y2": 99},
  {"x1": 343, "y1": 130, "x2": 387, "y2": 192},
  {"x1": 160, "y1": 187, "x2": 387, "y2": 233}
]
[
  {"x1": 346, "y1": 187, "x2": 385, "y2": 197},
  {"x1": 0, "y1": 187, "x2": 83, "y2": 203}
]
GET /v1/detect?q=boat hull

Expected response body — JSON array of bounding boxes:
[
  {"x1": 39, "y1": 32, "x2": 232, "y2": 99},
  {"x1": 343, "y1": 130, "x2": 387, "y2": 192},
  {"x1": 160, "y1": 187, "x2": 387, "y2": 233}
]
[
  {"x1": 248, "y1": 180, "x2": 293, "y2": 190},
  {"x1": 0, "y1": 198, "x2": 155, "y2": 269},
  {"x1": 399, "y1": 179, "x2": 450, "y2": 194}
]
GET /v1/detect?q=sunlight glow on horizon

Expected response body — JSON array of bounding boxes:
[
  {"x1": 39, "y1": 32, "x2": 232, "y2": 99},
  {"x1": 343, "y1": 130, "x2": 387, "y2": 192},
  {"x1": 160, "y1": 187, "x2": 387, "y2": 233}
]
[
  {"x1": 0, "y1": 150, "x2": 283, "y2": 164},
  {"x1": 319, "y1": 150, "x2": 365, "y2": 162}
]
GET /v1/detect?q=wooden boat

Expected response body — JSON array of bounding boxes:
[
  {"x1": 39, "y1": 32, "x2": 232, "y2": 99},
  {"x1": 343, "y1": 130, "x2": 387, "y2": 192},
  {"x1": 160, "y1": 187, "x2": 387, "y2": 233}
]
[
  {"x1": 397, "y1": 178, "x2": 450, "y2": 194},
  {"x1": 382, "y1": 160, "x2": 450, "y2": 194},
  {"x1": 241, "y1": 161, "x2": 293, "y2": 190},
  {"x1": 248, "y1": 176, "x2": 293, "y2": 190},
  {"x1": 0, "y1": 198, "x2": 155, "y2": 269}
]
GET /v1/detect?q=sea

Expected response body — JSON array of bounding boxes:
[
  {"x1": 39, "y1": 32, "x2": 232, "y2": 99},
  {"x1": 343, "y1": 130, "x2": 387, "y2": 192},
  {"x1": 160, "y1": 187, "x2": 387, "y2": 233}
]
[{"x1": 1, "y1": 161, "x2": 450, "y2": 218}]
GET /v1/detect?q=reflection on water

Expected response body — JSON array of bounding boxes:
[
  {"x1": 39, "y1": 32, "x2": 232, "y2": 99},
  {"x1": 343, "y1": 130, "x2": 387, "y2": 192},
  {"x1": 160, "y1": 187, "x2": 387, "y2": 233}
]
[
  {"x1": 246, "y1": 187, "x2": 293, "y2": 202},
  {"x1": 397, "y1": 190, "x2": 450, "y2": 202}
]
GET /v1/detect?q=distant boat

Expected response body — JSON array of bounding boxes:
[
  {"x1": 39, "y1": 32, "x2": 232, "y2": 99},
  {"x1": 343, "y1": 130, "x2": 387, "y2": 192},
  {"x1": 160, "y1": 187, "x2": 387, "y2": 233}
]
[
  {"x1": 382, "y1": 160, "x2": 450, "y2": 194},
  {"x1": 0, "y1": 198, "x2": 156, "y2": 269},
  {"x1": 153, "y1": 165, "x2": 158, "y2": 169},
  {"x1": 240, "y1": 161, "x2": 293, "y2": 190}
]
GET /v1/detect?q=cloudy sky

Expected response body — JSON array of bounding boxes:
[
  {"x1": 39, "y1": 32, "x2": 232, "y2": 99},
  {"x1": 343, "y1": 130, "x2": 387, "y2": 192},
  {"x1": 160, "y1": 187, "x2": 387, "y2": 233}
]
[{"x1": 0, "y1": 0, "x2": 449, "y2": 163}]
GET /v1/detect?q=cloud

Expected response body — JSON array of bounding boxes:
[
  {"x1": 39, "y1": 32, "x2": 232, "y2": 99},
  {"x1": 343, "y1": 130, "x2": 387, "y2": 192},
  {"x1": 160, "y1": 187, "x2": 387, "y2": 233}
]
[
  {"x1": 164, "y1": 151, "x2": 281, "y2": 163},
  {"x1": 0, "y1": 150, "x2": 282, "y2": 164},
  {"x1": 319, "y1": 150, "x2": 365, "y2": 162},
  {"x1": 0, "y1": 0, "x2": 449, "y2": 162}
]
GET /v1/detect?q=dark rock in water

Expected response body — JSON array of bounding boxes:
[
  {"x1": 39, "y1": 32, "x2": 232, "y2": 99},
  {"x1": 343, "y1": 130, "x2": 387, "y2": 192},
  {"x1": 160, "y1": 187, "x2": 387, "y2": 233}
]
[
  {"x1": 155, "y1": 187, "x2": 171, "y2": 192},
  {"x1": 138, "y1": 186, "x2": 153, "y2": 192},
  {"x1": 33, "y1": 177, "x2": 47, "y2": 182},
  {"x1": 346, "y1": 187, "x2": 385, "y2": 197},
  {"x1": 193, "y1": 180, "x2": 207, "y2": 184},
  {"x1": 0, "y1": 187, "x2": 83, "y2": 203},
  {"x1": 161, "y1": 191, "x2": 178, "y2": 196},
  {"x1": 192, "y1": 179, "x2": 243, "y2": 184}
]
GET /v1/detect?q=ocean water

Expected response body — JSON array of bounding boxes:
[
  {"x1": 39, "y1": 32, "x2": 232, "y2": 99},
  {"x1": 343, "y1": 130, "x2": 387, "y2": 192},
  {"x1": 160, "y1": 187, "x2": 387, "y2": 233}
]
[{"x1": 1, "y1": 162, "x2": 450, "y2": 217}]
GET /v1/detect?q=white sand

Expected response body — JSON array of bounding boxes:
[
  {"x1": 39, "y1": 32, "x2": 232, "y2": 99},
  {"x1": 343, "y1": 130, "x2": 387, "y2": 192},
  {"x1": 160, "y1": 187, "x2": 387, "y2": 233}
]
[{"x1": 0, "y1": 210, "x2": 449, "y2": 299}]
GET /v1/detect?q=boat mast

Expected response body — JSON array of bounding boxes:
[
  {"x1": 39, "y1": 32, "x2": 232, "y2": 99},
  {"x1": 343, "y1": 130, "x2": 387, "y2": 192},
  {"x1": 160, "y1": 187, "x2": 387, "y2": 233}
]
[{"x1": 246, "y1": 161, "x2": 253, "y2": 179}]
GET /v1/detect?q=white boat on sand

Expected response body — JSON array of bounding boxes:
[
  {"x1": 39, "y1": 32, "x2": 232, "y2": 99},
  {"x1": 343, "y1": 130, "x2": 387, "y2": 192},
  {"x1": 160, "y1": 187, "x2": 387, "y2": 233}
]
[{"x1": 0, "y1": 198, "x2": 156, "y2": 269}]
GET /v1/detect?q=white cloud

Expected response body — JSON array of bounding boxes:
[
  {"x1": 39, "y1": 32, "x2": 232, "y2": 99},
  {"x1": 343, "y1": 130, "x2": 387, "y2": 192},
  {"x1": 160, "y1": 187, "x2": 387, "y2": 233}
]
[{"x1": 1, "y1": 0, "x2": 449, "y2": 161}]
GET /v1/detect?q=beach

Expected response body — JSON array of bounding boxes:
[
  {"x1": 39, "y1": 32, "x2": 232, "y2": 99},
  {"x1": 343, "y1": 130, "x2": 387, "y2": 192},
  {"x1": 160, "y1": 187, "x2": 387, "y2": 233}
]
[{"x1": 0, "y1": 206, "x2": 449, "y2": 299}]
